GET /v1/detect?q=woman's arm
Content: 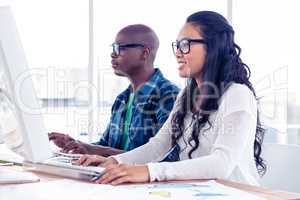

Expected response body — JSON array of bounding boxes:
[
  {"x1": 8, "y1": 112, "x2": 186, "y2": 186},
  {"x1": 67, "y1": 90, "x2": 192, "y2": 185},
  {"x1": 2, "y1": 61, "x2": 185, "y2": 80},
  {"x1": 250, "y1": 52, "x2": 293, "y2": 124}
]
[{"x1": 147, "y1": 111, "x2": 256, "y2": 181}]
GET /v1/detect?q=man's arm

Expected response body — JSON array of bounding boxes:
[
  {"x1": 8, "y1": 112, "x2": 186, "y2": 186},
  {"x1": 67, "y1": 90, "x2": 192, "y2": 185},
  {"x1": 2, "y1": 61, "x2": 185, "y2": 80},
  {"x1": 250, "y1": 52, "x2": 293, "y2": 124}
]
[
  {"x1": 49, "y1": 125, "x2": 126, "y2": 156},
  {"x1": 88, "y1": 99, "x2": 126, "y2": 156},
  {"x1": 51, "y1": 138, "x2": 125, "y2": 156},
  {"x1": 85, "y1": 144, "x2": 125, "y2": 157},
  {"x1": 49, "y1": 94, "x2": 129, "y2": 156},
  {"x1": 62, "y1": 123, "x2": 125, "y2": 156}
]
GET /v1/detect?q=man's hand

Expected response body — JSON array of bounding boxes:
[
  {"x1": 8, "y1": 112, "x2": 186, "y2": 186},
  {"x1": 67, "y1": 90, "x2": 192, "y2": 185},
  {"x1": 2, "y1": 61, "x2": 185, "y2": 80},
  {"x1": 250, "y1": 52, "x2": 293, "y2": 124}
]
[
  {"x1": 48, "y1": 132, "x2": 75, "y2": 149},
  {"x1": 49, "y1": 132, "x2": 125, "y2": 156},
  {"x1": 73, "y1": 154, "x2": 118, "y2": 167},
  {"x1": 48, "y1": 132, "x2": 89, "y2": 154},
  {"x1": 61, "y1": 140, "x2": 89, "y2": 154},
  {"x1": 96, "y1": 164, "x2": 150, "y2": 185}
]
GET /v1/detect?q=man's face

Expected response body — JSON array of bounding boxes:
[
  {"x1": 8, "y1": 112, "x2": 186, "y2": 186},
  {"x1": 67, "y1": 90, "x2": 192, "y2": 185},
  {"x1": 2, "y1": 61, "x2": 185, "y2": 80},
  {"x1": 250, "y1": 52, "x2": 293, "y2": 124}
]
[{"x1": 111, "y1": 32, "x2": 145, "y2": 77}]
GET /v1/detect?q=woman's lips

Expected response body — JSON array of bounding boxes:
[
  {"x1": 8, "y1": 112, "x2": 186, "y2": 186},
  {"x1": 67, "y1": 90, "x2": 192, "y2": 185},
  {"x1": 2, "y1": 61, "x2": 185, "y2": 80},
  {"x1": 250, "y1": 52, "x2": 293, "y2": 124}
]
[{"x1": 178, "y1": 61, "x2": 187, "y2": 69}]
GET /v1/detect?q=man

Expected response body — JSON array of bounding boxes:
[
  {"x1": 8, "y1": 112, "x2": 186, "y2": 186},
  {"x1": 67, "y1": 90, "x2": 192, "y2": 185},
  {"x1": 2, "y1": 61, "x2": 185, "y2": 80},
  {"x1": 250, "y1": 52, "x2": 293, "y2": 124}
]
[{"x1": 49, "y1": 24, "x2": 179, "y2": 157}]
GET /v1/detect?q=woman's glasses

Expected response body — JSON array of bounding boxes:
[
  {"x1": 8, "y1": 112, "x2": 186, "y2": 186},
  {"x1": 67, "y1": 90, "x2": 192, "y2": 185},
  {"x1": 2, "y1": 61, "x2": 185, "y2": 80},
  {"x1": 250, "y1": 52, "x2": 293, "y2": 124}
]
[{"x1": 172, "y1": 38, "x2": 206, "y2": 55}]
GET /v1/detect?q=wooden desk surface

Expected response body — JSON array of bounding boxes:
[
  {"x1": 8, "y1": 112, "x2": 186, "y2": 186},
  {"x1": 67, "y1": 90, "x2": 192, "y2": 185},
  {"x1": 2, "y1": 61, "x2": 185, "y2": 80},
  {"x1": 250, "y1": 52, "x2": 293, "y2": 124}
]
[{"x1": 1, "y1": 166, "x2": 300, "y2": 200}]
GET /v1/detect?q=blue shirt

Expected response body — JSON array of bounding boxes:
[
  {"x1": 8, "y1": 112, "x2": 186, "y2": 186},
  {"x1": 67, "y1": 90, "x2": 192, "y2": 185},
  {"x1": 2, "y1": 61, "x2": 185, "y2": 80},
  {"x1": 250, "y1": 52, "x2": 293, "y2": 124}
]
[{"x1": 94, "y1": 68, "x2": 179, "y2": 151}]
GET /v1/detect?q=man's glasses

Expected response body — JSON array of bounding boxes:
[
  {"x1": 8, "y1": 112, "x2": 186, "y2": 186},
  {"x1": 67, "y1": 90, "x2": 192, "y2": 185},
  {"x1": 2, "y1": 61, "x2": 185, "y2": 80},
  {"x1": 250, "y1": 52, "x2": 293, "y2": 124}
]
[
  {"x1": 111, "y1": 43, "x2": 145, "y2": 56},
  {"x1": 172, "y1": 38, "x2": 206, "y2": 55}
]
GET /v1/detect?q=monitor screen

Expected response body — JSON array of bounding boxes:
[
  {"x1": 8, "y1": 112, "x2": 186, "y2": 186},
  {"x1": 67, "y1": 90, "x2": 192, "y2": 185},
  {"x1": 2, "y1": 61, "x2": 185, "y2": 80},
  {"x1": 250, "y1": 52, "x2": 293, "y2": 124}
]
[{"x1": 0, "y1": 6, "x2": 52, "y2": 163}]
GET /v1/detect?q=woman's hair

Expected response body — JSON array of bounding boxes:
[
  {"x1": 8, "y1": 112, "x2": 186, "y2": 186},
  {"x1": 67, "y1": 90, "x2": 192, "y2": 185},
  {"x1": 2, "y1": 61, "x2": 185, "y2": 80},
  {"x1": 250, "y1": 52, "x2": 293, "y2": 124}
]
[{"x1": 171, "y1": 11, "x2": 266, "y2": 176}]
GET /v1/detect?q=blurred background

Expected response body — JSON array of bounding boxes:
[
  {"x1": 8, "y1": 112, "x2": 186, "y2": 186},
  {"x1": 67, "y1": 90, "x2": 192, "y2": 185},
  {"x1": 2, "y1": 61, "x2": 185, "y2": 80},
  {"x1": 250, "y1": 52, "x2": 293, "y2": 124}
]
[{"x1": 0, "y1": 0, "x2": 299, "y2": 145}]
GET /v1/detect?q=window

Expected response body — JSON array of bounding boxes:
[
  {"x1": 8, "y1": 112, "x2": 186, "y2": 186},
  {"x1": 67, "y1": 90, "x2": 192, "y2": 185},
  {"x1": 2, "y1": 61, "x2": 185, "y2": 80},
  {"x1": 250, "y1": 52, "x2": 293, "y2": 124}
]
[
  {"x1": 94, "y1": 0, "x2": 228, "y2": 137},
  {"x1": 233, "y1": 0, "x2": 300, "y2": 144},
  {"x1": 9, "y1": 0, "x2": 89, "y2": 137}
]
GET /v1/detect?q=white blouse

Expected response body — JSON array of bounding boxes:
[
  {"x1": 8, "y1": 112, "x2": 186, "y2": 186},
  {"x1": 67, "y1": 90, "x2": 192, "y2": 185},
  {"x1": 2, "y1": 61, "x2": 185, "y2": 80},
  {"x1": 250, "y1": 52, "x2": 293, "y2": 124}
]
[{"x1": 112, "y1": 83, "x2": 260, "y2": 185}]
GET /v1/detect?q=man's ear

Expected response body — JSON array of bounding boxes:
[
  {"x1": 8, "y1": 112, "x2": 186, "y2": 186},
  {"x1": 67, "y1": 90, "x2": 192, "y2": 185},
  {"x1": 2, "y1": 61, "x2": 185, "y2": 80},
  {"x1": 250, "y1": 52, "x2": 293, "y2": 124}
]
[{"x1": 141, "y1": 48, "x2": 151, "y2": 60}]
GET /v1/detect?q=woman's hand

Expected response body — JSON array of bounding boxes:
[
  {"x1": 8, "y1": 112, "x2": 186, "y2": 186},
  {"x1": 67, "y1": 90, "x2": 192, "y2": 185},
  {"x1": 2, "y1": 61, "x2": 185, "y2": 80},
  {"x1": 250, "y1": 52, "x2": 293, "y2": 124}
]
[
  {"x1": 73, "y1": 154, "x2": 118, "y2": 167},
  {"x1": 74, "y1": 155, "x2": 150, "y2": 185},
  {"x1": 96, "y1": 164, "x2": 150, "y2": 185}
]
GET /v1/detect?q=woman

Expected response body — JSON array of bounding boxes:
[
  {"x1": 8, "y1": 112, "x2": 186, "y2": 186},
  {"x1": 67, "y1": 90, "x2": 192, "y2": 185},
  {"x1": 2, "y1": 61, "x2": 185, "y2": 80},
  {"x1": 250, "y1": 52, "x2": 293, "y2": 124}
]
[{"x1": 75, "y1": 11, "x2": 266, "y2": 185}]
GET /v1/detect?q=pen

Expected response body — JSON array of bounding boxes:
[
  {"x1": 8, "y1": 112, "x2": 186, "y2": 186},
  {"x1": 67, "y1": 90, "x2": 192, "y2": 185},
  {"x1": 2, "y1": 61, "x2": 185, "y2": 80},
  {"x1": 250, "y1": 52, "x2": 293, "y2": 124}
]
[
  {"x1": 0, "y1": 160, "x2": 23, "y2": 166},
  {"x1": 0, "y1": 162, "x2": 14, "y2": 166}
]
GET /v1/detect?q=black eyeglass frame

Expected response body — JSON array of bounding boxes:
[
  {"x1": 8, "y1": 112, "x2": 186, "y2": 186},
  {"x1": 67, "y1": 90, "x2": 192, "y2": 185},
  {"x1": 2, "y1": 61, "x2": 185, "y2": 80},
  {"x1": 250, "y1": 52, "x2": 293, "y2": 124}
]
[
  {"x1": 172, "y1": 38, "x2": 206, "y2": 55},
  {"x1": 111, "y1": 43, "x2": 145, "y2": 56}
]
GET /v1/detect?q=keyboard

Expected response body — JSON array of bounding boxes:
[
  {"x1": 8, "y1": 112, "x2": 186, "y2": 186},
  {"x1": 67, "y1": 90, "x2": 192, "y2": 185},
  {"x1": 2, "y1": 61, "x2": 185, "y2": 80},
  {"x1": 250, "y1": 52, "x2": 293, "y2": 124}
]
[
  {"x1": 44, "y1": 156, "x2": 104, "y2": 174},
  {"x1": 52, "y1": 151, "x2": 82, "y2": 159},
  {"x1": 22, "y1": 151, "x2": 105, "y2": 180}
]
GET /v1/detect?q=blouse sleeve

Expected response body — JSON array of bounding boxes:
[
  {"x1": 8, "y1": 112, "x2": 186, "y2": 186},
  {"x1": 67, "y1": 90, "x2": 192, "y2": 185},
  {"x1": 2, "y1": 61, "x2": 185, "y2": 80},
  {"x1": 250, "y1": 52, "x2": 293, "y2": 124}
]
[{"x1": 147, "y1": 84, "x2": 258, "y2": 182}]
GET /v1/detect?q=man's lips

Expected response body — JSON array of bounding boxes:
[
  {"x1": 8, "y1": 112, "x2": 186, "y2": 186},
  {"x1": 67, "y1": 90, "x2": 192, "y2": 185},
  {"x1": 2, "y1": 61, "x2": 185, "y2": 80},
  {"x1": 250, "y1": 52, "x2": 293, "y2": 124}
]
[{"x1": 111, "y1": 60, "x2": 118, "y2": 68}]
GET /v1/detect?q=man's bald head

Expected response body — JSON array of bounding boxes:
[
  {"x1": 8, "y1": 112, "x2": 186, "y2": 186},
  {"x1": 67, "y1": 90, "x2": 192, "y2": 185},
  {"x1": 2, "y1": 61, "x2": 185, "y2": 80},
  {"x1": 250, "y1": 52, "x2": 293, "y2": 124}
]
[{"x1": 117, "y1": 24, "x2": 159, "y2": 63}]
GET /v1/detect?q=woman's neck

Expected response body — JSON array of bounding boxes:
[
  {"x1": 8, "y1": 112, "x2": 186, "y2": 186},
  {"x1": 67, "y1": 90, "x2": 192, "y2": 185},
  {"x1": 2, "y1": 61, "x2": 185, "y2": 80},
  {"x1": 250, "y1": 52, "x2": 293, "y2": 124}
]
[
  {"x1": 194, "y1": 77, "x2": 203, "y2": 88},
  {"x1": 192, "y1": 77, "x2": 203, "y2": 113}
]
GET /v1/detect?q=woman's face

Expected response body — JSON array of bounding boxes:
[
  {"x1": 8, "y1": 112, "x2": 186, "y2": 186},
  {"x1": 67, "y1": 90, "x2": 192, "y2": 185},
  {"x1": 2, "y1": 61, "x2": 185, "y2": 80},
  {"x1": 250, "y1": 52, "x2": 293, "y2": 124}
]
[{"x1": 175, "y1": 23, "x2": 206, "y2": 79}]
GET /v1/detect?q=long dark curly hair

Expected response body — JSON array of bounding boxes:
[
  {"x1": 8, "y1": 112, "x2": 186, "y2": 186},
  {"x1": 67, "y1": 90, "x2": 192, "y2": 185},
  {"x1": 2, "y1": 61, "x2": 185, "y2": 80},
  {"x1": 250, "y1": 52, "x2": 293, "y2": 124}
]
[{"x1": 171, "y1": 11, "x2": 266, "y2": 176}]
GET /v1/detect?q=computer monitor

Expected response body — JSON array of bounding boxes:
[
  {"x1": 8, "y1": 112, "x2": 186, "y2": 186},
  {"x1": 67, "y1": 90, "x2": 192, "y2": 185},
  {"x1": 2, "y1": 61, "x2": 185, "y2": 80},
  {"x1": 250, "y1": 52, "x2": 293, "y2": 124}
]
[{"x1": 0, "y1": 6, "x2": 53, "y2": 163}]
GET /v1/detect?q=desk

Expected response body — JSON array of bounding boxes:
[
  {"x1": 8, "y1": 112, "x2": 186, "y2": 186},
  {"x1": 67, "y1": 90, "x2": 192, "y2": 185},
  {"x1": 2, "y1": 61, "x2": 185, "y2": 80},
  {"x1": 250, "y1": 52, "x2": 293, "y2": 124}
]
[{"x1": 1, "y1": 166, "x2": 300, "y2": 200}]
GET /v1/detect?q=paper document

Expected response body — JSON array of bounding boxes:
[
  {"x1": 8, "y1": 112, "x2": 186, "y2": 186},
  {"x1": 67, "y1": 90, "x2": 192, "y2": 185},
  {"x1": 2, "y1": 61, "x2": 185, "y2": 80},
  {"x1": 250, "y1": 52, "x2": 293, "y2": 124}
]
[
  {"x1": 120, "y1": 180, "x2": 266, "y2": 200},
  {"x1": 0, "y1": 179, "x2": 143, "y2": 200},
  {"x1": 0, "y1": 179, "x2": 266, "y2": 200},
  {"x1": 0, "y1": 168, "x2": 39, "y2": 184}
]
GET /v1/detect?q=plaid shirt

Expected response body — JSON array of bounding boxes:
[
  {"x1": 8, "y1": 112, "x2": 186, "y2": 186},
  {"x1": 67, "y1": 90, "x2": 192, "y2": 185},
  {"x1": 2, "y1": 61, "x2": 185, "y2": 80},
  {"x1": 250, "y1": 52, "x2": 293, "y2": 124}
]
[{"x1": 94, "y1": 69, "x2": 179, "y2": 151}]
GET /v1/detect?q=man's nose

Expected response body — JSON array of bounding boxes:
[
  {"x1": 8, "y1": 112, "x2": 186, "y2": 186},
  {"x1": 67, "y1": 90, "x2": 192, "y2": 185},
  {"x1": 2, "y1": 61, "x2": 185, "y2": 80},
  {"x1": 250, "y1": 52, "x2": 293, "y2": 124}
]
[{"x1": 111, "y1": 52, "x2": 117, "y2": 58}]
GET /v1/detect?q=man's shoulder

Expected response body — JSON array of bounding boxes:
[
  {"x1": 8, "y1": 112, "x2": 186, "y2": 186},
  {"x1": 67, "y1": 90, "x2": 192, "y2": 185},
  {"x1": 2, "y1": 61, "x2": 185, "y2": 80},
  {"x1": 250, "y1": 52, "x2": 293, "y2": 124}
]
[
  {"x1": 111, "y1": 86, "x2": 131, "y2": 107},
  {"x1": 159, "y1": 79, "x2": 179, "y2": 94},
  {"x1": 153, "y1": 70, "x2": 180, "y2": 95}
]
